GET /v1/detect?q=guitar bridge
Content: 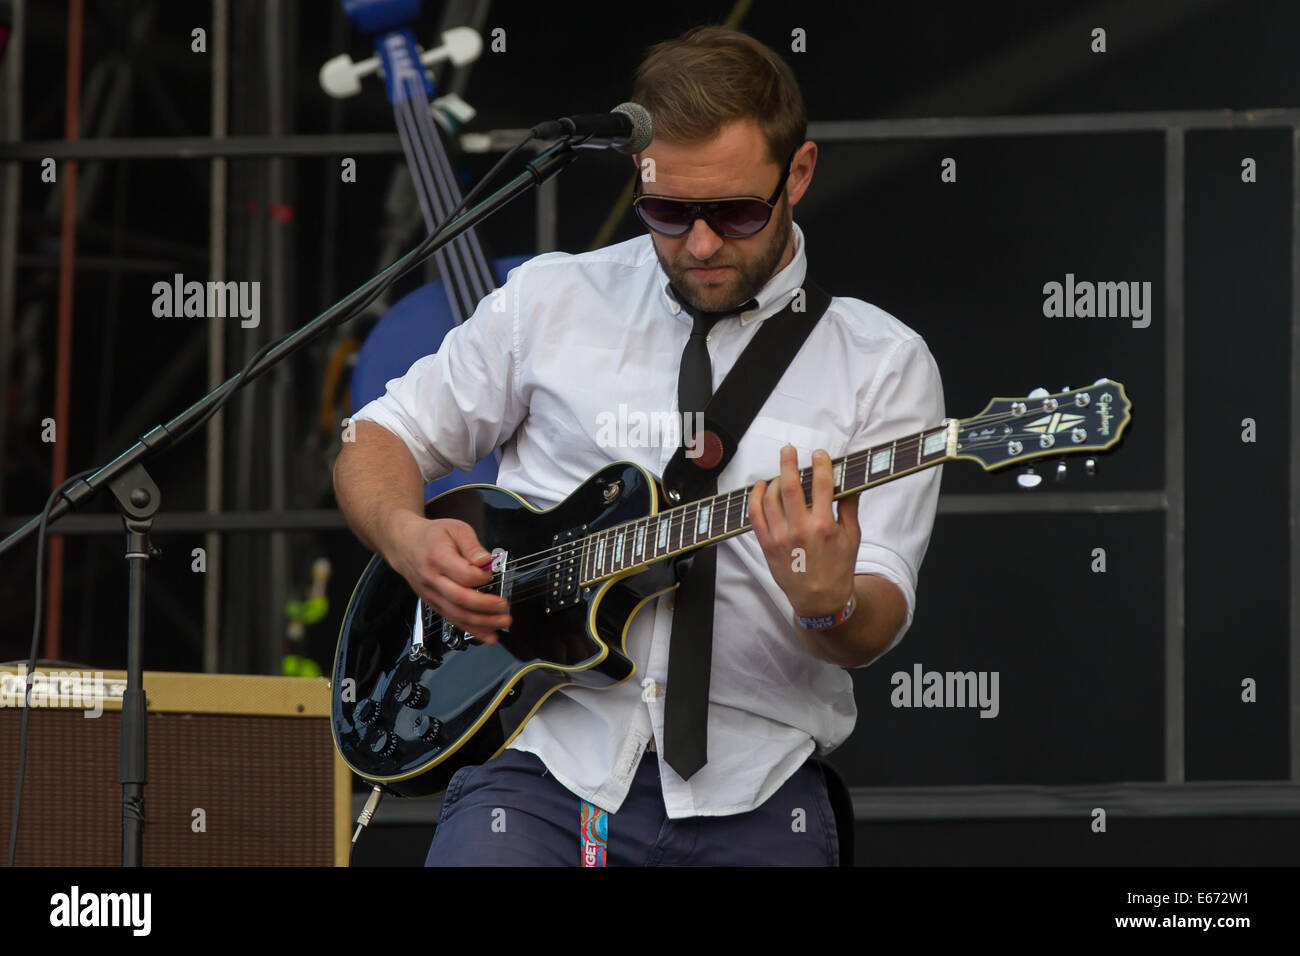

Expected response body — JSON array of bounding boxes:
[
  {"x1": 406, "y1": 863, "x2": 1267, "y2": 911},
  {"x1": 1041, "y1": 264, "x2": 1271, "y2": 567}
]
[{"x1": 410, "y1": 599, "x2": 443, "y2": 664}]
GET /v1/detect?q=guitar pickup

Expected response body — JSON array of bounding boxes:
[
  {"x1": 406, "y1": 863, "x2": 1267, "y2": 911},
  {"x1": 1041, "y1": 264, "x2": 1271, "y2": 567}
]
[{"x1": 546, "y1": 528, "x2": 584, "y2": 613}]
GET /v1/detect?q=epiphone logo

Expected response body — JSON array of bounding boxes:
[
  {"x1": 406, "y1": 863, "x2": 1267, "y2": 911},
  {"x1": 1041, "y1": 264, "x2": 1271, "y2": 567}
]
[
  {"x1": 1097, "y1": 392, "x2": 1114, "y2": 436},
  {"x1": 1025, "y1": 412, "x2": 1085, "y2": 435}
]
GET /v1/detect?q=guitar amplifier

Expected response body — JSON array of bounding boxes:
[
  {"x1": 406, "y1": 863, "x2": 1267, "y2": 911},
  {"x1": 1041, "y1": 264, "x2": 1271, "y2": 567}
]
[{"x1": 0, "y1": 666, "x2": 350, "y2": 866}]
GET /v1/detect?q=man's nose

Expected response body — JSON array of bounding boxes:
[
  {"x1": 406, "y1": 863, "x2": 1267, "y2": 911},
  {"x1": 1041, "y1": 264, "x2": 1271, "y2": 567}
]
[{"x1": 685, "y1": 216, "x2": 724, "y2": 261}]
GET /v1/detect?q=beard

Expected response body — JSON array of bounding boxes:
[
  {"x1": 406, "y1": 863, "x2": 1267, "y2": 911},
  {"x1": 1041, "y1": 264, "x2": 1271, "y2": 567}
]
[{"x1": 652, "y1": 195, "x2": 793, "y2": 314}]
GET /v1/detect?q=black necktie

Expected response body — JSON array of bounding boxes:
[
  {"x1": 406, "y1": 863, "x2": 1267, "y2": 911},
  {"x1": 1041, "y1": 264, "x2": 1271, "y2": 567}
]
[{"x1": 663, "y1": 288, "x2": 756, "y2": 781}]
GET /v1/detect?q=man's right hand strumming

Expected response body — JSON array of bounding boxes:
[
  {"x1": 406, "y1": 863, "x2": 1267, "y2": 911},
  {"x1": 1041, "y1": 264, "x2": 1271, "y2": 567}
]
[
  {"x1": 386, "y1": 512, "x2": 512, "y2": 644},
  {"x1": 333, "y1": 419, "x2": 510, "y2": 644}
]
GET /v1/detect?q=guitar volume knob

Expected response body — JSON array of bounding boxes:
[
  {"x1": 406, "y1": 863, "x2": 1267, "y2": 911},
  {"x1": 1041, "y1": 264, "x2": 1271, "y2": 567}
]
[
  {"x1": 413, "y1": 715, "x2": 443, "y2": 743},
  {"x1": 355, "y1": 699, "x2": 380, "y2": 725},
  {"x1": 368, "y1": 730, "x2": 399, "y2": 757},
  {"x1": 394, "y1": 680, "x2": 428, "y2": 709}
]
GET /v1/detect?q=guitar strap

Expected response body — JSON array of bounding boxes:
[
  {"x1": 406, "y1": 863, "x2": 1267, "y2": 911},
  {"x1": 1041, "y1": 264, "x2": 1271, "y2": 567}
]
[{"x1": 661, "y1": 279, "x2": 834, "y2": 502}]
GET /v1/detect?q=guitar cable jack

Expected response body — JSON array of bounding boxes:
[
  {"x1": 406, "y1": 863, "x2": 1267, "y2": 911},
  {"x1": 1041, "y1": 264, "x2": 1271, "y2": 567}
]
[{"x1": 352, "y1": 785, "x2": 385, "y2": 849}]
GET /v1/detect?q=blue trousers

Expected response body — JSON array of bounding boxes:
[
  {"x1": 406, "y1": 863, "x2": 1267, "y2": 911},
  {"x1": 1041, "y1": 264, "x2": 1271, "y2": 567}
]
[{"x1": 424, "y1": 748, "x2": 839, "y2": 866}]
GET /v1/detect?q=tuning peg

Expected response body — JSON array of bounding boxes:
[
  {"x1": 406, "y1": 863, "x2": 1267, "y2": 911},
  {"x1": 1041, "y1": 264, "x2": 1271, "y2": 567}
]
[
  {"x1": 1092, "y1": 377, "x2": 1110, "y2": 386},
  {"x1": 1084, "y1": 458, "x2": 1097, "y2": 476},
  {"x1": 1016, "y1": 467, "x2": 1042, "y2": 489},
  {"x1": 319, "y1": 27, "x2": 483, "y2": 99},
  {"x1": 1061, "y1": 385, "x2": 1071, "y2": 393},
  {"x1": 437, "y1": 26, "x2": 485, "y2": 67},
  {"x1": 1027, "y1": 387, "x2": 1049, "y2": 399},
  {"x1": 319, "y1": 52, "x2": 374, "y2": 98},
  {"x1": 1055, "y1": 460, "x2": 1068, "y2": 482}
]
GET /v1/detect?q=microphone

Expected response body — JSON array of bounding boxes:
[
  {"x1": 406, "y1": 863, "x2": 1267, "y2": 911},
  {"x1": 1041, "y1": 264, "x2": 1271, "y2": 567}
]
[{"x1": 532, "y1": 102, "x2": 653, "y2": 154}]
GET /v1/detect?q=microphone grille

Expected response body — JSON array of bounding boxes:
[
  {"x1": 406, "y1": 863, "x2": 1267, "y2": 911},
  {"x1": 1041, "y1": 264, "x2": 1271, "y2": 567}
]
[{"x1": 612, "y1": 102, "x2": 654, "y2": 154}]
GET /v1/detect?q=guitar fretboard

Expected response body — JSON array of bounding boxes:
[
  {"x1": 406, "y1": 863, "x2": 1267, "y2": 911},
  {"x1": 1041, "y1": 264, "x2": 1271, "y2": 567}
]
[{"x1": 579, "y1": 421, "x2": 952, "y2": 584}]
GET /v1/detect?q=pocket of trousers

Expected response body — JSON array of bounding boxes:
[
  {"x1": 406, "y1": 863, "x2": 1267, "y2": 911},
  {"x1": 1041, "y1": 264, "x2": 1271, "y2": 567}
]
[{"x1": 437, "y1": 764, "x2": 477, "y2": 824}]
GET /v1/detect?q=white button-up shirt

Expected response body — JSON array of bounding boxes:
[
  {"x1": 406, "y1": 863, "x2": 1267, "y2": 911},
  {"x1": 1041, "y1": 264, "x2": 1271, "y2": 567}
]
[{"x1": 351, "y1": 221, "x2": 944, "y2": 818}]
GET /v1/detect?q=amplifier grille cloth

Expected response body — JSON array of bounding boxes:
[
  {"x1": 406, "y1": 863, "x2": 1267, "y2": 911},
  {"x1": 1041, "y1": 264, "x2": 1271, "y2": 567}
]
[{"x1": 0, "y1": 709, "x2": 335, "y2": 866}]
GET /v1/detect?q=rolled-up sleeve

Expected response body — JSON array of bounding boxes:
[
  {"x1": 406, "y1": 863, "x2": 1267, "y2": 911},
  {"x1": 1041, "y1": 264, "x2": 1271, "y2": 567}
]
[
  {"x1": 849, "y1": 335, "x2": 945, "y2": 660},
  {"x1": 350, "y1": 268, "x2": 529, "y2": 484}
]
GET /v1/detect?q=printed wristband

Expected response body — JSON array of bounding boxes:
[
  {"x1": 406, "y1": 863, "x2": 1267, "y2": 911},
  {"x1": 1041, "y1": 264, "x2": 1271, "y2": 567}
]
[{"x1": 796, "y1": 594, "x2": 856, "y2": 631}]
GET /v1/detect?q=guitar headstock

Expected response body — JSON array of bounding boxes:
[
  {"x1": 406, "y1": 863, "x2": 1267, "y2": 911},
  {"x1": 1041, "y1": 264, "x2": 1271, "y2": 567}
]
[{"x1": 952, "y1": 379, "x2": 1132, "y2": 471}]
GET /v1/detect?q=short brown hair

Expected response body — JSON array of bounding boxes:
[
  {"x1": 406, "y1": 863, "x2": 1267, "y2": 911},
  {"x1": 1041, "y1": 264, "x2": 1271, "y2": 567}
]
[{"x1": 631, "y1": 26, "x2": 806, "y2": 167}]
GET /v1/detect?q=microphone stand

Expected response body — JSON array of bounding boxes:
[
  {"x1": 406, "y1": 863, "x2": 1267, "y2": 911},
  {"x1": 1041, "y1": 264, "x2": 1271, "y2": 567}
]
[{"x1": 0, "y1": 137, "x2": 580, "y2": 866}]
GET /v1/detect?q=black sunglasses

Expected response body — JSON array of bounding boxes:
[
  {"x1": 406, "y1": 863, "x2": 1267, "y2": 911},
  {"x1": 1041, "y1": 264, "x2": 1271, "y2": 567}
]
[{"x1": 631, "y1": 150, "x2": 797, "y2": 239}]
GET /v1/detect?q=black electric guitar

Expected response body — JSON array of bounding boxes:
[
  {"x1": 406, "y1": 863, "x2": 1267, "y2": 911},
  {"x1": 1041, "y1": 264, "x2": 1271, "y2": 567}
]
[{"x1": 331, "y1": 381, "x2": 1132, "y2": 796}]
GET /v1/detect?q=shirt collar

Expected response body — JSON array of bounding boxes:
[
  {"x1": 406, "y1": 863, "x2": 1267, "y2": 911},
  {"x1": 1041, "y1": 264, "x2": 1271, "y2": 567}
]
[{"x1": 659, "y1": 221, "x2": 808, "y2": 327}]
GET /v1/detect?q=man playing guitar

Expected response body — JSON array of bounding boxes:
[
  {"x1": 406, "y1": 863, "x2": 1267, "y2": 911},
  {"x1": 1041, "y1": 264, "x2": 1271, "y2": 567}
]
[{"x1": 333, "y1": 25, "x2": 945, "y2": 866}]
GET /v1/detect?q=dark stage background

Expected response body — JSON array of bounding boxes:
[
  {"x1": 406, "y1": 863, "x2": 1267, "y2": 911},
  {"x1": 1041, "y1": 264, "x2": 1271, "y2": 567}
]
[{"x1": 0, "y1": 0, "x2": 1296, "y2": 865}]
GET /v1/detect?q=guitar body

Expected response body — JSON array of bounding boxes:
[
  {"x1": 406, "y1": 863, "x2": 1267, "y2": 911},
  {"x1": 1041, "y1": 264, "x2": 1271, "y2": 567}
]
[{"x1": 331, "y1": 461, "x2": 676, "y2": 797}]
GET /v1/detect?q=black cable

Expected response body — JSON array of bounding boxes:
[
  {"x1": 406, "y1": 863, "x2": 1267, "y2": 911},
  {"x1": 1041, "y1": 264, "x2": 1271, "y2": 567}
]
[
  {"x1": 442, "y1": 132, "x2": 539, "y2": 234},
  {"x1": 7, "y1": 466, "x2": 97, "y2": 867}
]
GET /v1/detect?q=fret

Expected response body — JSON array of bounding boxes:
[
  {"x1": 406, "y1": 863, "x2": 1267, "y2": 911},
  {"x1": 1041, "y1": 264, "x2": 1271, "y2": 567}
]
[
  {"x1": 722, "y1": 492, "x2": 730, "y2": 534},
  {"x1": 676, "y1": 504, "x2": 690, "y2": 551},
  {"x1": 850, "y1": 451, "x2": 868, "y2": 489},
  {"x1": 834, "y1": 457, "x2": 845, "y2": 492},
  {"x1": 921, "y1": 426, "x2": 947, "y2": 461},
  {"x1": 870, "y1": 444, "x2": 892, "y2": 479},
  {"x1": 741, "y1": 494, "x2": 749, "y2": 527},
  {"x1": 915, "y1": 432, "x2": 922, "y2": 466}
]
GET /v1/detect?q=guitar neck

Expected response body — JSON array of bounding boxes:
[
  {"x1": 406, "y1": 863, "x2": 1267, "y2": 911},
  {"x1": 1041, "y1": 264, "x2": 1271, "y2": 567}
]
[{"x1": 579, "y1": 420, "x2": 955, "y2": 584}]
